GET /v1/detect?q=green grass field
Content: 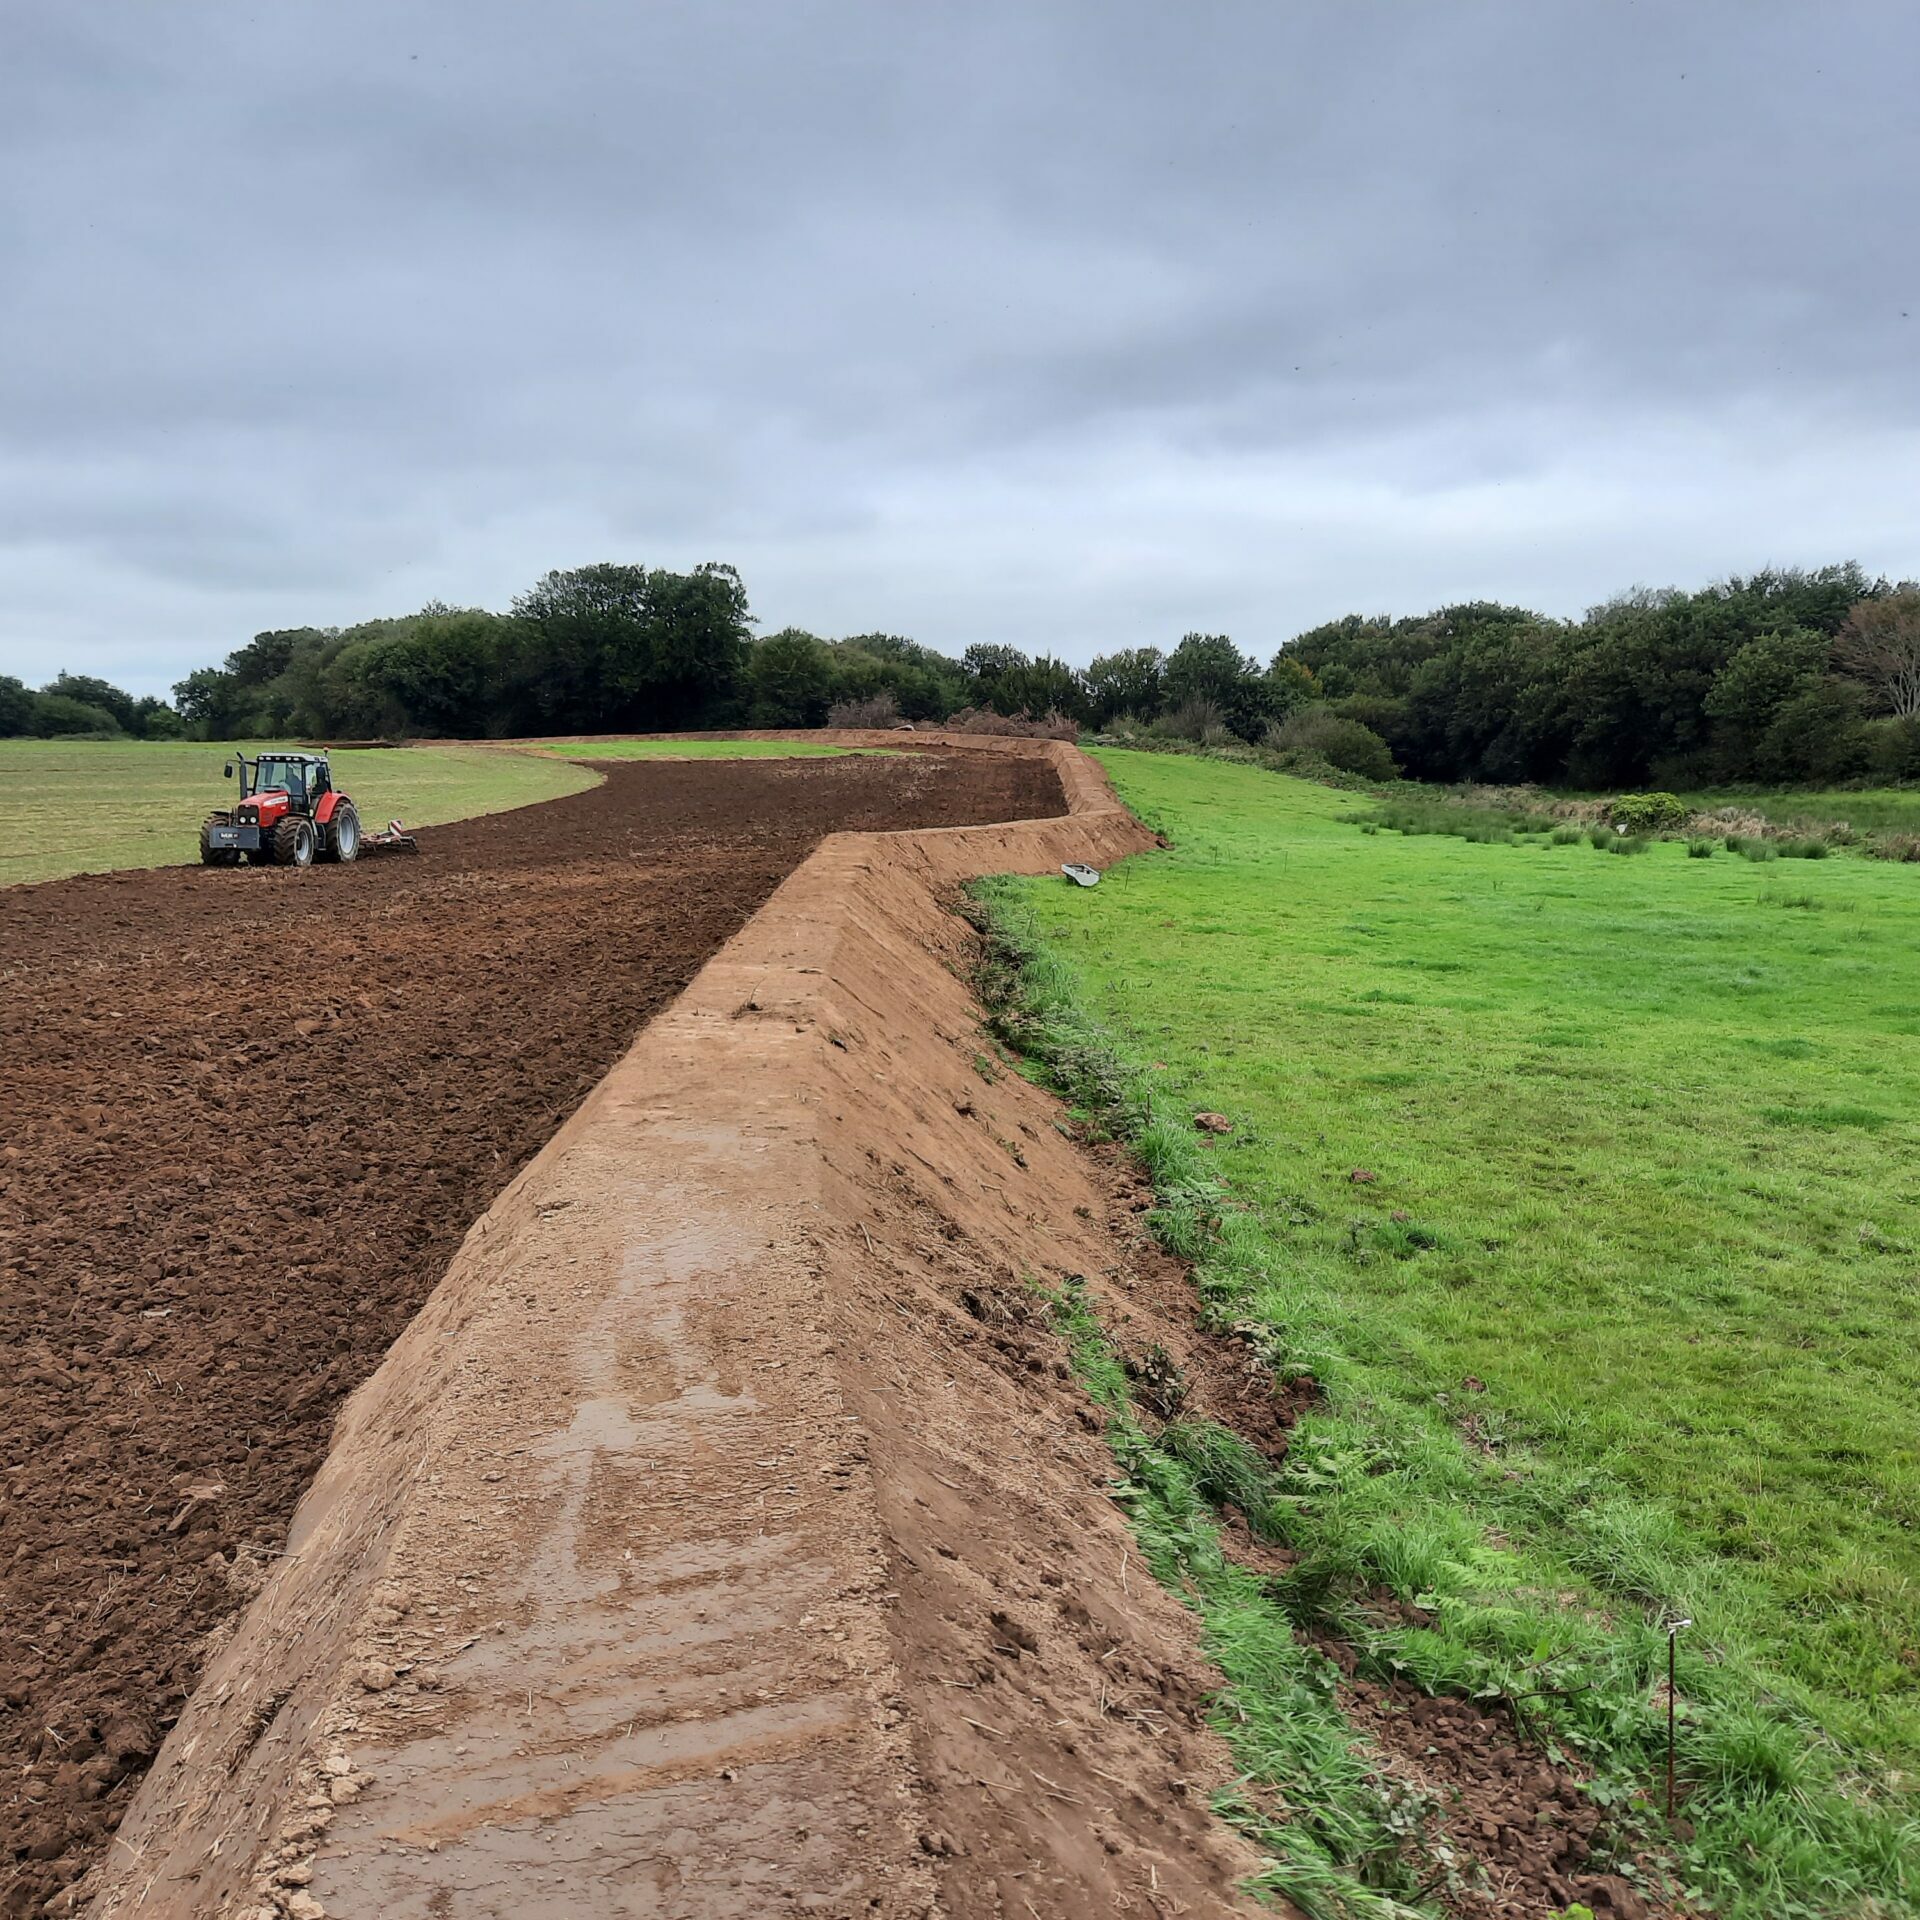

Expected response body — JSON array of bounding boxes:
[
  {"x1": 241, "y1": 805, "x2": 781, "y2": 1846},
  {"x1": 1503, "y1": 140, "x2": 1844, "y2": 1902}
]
[
  {"x1": 986, "y1": 749, "x2": 1918, "y2": 1916},
  {"x1": 532, "y1": 737, "x2": 881, "y2": 760},
  {"x1": 1677, "y1": 786, "x2": 1920, "y2": 839},
  {"x1": 0, "y1": 740, "x2": 599, "y2": 887}
]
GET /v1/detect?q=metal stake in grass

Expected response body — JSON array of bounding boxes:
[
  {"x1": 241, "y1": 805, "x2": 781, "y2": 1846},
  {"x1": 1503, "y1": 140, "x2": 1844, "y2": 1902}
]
[{"x1": 1664, "y1": 1613, "x2": 1692, "y2": 1819}]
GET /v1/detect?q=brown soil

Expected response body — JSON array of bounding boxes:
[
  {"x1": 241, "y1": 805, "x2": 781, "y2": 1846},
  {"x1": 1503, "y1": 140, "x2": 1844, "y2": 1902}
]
[
  {"x1": 1325, "y1": 1662, "x2": 1666, "y2": 1920},
  {"x1": 79, "y1": 746, "x2": 1264, "y2": 1920},
  {"x1": 0, "y1": 749, "x2": 1060, "y2": 1917}
]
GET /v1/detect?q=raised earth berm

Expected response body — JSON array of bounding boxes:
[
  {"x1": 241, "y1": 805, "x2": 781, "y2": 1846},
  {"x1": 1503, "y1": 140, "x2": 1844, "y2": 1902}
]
[{"x1": 83, "y1": 738, "x2": 1275, "y2": 1919}]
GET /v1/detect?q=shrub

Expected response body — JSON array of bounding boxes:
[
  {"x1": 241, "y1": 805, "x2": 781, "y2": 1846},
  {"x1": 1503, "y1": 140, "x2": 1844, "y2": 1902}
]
[
  {"x1": 1550, "y1": 825, "x2": 1584, "y2": 846},
  {"x1": 1586, "y1": 826, "x2": 1616, "y2": 849},
  {"x1": 1101, "y1": 710, "x2": 1153, "y2": 745},
  {"x1": 825, "y1": 691, "x2": 901, "y2": 729},
  {"x1": 943, "y1": 705, "x2": 1079, "y2": 740},
  {"x1": 1742, "y1": 840, "x2": 1780, "y2": 862},
  {"x1": 1606, "y1": 834, "x2": 1651, "y2": 855},
  {"x1": 1607, "y1": 791, "x2": 1688, "y2": 834},
  {"x1": 1686, "y1": 838, "x2": 1714, "y2": 858},
  {"x1": 1780, "y1": 836, "x2": 1831, "y2": 859},
  {"x1": 1155, "y1": 697, "x2": 1232, "y2": 745},
  {"x1": 30, "y1": 693, "x2": 123, "y2": 738},
  {"x1": 1265, "y1": 706, "x2": 1398, "y2": 781},
  {"x1": 1865, "y1": 714, "x2": 1920, "y2": 783}
]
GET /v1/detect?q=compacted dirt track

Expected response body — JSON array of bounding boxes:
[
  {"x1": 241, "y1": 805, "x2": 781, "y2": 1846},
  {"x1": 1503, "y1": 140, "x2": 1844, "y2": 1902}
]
[{"x1": 0, "y1": 749, "x2": 1060, "y2": 1916}]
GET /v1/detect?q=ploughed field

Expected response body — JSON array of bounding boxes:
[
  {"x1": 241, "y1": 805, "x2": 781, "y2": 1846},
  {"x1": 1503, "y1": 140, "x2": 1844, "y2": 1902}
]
[{"x1": 0, "y1": 747, "x2": 1060, "y2": 1915}]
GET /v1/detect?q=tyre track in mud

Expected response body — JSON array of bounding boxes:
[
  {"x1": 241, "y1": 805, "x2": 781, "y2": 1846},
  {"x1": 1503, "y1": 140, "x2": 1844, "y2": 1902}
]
[{"x1": 0, "y1": 748, "x2": 1060, "y2": 1916}]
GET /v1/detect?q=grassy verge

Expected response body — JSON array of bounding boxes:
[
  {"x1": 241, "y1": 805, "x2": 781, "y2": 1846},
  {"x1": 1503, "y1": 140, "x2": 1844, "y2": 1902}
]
[
  {"x1": 529, "y1": 737, "x2": 883, "y2": 760},
  {"x1": 1042, "y1": 1272, "x2": 1439, "y2": 1918},
  {"x1": 972, "y1": 747, "x2": 1920, "y2": 1919},
  {"x1": 1674, "y1": 788, "x2": 1920, "y2": 840},
  {"x1": 0, "y1": 739, "x2": 601, "y2": 888}
]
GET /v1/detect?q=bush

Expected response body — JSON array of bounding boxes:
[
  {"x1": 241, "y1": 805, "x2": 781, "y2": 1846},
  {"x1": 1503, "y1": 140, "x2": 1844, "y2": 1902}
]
[
  {"x1": 31, "y1": 694, "x2": 123, "y2": 738},
  {"x1": 1154, "y1": 697, "x2": 1232, "y2": 745},
  {"x1": 943, "y1": 706, "x2": 1078, "y2": 740},
  {"x1": 1265, "y1": 706, "x2": 1398, "y2": 780},
  {"x1": 1550, "y1": 825, "x2": 1584, "y2": 846},
  {"x1": 1607, "y1": 791, "x2": 1688, "y2": 834},
  {"x1": 1686, "y1": 838, "x2": 1714, "y2": 858},
  {"x1": 825, "y1": 691, "x2": 902, "y2": 729},
  {"x1": 1866, "y1": 715, "x2": 1920, "y2": 783},
  {"x1": 1780, "y1": 836, "x2": 1831, "y2": 859}
]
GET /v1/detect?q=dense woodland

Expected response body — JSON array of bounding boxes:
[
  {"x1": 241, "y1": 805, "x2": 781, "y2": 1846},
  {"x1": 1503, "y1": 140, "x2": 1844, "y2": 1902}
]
[{"x1": 6, "y1": 558, "x2": 1918, "y2": 791}]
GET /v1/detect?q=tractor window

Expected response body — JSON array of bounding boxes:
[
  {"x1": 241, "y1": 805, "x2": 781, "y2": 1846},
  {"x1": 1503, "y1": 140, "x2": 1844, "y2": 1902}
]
[{"x1": 255, "y1": 758, "x2": 306, "y2": 799}]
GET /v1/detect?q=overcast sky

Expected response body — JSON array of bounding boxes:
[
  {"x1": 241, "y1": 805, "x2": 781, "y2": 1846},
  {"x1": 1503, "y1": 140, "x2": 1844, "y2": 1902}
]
[{"x1": 4, "y1": 1, "x2": 1916, "y2": 697}]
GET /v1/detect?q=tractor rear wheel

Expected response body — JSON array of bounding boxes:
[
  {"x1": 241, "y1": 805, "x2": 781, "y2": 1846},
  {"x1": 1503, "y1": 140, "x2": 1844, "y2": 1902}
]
[
  {"x1": 323, "y1": 803, "x2": 361, "y2": 863},
  {"x1": 199, "y1": 813, "x2": 240, "y2": 867},
  {"x1": 270, "y1": 816, "x2": 317, "y2": 868}
]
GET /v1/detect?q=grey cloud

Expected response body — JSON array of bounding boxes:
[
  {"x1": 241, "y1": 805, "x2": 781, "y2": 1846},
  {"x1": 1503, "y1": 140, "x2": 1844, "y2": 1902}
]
[{"x1": 1, "y1": 0, "x2": 1916, "y2": 694}]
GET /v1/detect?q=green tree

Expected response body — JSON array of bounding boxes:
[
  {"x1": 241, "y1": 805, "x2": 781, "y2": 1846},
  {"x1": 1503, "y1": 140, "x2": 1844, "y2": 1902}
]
[
  {"x1": 1704, "y1": 628, "x2": 1831, "y2": 779},
  {"x1": 1265, "y1": 651, "x2": 1320, "y2": 718},
  {"x1": 994, "y1": 654, "x2": 1087, "y2": 721},
  {"x1": 1085, "y1": 647, "x2": 1164, "y2": 723},
  {"x1": 834, "y1": 634, "x2": 968, "y2": 717},
  {"x1": 31, "y1": 693, "x2": 121, "y2": 736},
  {"x1": 642, "y1": 562, "x2": 753, "y2": 720},
  {"x1": 961, "y1": 644, "x2": 1030, "y2": 713},
  {"x1": 349, "y1": 607, "x2": 506, "y2": 736},
  {"x1": 172, "y1": 666, "x2": 239, "y2": 736},
  {"x1": 131, "y1": 695, "x2": 184, "y2": 739},
  {"x1": 42, "y1": 673, "x2": 137, "y2": 733},
  {"x1": 1762, "y1": 681, "x2": 1869, "y2": 783},
  {"x1": 511, "y1": 561, "x2": 752, "y2": 730},
  {"x1": 1163, "y1": 633, "x2": 1268, "y2": 737},
  {"x1": 748, "y1": 628, "x2": 835, "y2": 725},
  {"x1": 0, "y1": 675, "x2": 37, "y2": 736}
]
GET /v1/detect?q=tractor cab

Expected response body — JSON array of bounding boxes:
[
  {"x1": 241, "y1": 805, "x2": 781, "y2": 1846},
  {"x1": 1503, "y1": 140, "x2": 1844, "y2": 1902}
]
[{"x1": 227, "y1": 751, "x2": 328, "y2": 811}]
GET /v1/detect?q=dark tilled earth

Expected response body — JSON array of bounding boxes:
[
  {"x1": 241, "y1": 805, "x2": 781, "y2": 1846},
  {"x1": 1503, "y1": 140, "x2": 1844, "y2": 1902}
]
[{"x1": 0, "y1": 748, "x2": 1061, "y2": 1915}]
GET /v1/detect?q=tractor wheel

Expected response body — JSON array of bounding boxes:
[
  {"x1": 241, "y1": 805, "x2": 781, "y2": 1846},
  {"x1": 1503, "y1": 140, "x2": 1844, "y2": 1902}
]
[
  {"x1": 271, "y1": 816, "x2": 317, "y2": 868},
  {"x1": 323, "y1": 804, "x2": 361, "y2": 863},
  {"x1": 199, "y1": 813, "x2": 240, "y2": 867}
]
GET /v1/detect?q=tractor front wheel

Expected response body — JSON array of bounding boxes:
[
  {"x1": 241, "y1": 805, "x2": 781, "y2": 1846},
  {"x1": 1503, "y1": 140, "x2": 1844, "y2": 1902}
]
[
  {"x1": 199, "y1": 813, "x2": 240, "y2": 867},
  {"x1": 323, "y1": 804, "x2": 361, "y2": 863},
  {"x1": 270, "y1": 817, "x2": 317, "y2": 868}
]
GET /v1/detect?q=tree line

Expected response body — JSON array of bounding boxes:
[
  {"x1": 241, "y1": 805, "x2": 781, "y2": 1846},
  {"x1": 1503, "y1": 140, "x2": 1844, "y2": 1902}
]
[
  {"x1": 1286, "y1": 565, "x2": 1920, "y2": 788},
  {"x1": 6, "y1": 557, "x2": 1917, "y2": 790}
]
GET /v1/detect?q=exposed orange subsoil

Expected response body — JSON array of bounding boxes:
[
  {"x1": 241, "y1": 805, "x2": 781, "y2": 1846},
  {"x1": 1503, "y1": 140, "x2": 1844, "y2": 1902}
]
[
  {"x1": 0, "y1": 748, "x2": 1063, "y2": 1917},
  {"x1": 78, "y1": 739, "x2": 1294, "y2": 1919}
]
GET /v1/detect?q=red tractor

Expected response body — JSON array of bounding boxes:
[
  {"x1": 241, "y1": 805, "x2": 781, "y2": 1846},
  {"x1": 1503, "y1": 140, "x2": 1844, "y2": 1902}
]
[{"x1": 199, "y1": 751, "x2": 364, "y2": 867}]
